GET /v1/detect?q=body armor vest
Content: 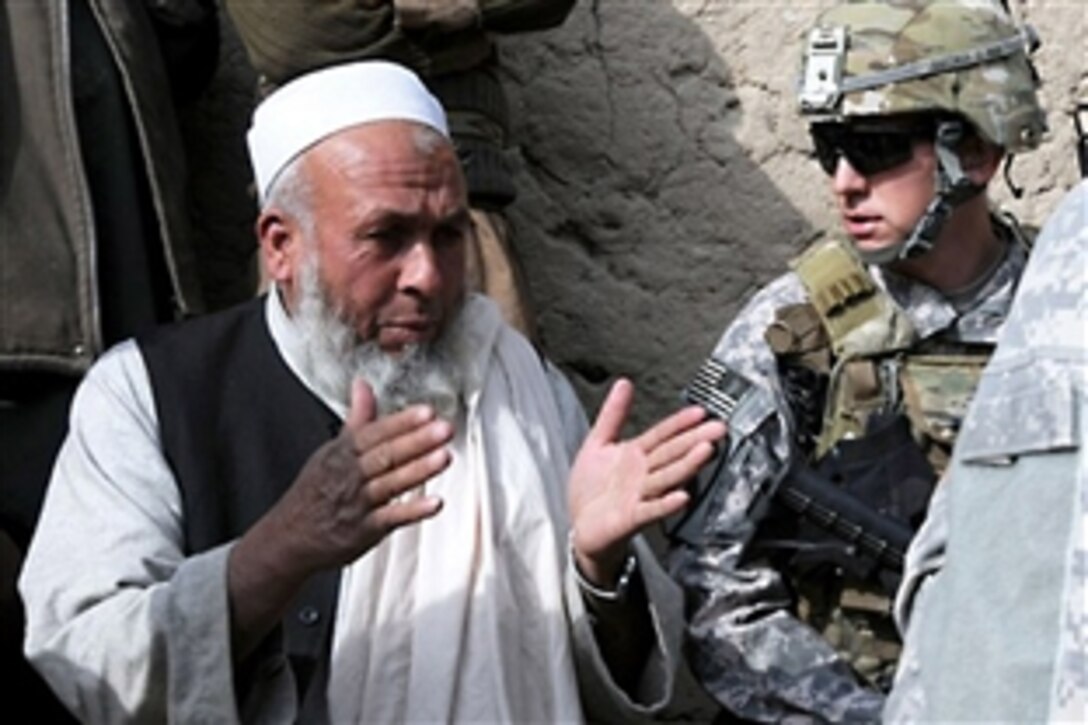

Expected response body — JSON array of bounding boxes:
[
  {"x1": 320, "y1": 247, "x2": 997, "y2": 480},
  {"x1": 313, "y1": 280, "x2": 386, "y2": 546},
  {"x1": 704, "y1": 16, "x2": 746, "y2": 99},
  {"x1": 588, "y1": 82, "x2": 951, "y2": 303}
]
[{"x1": 756, "y1": 238, "x2": 994, "y2": 688}]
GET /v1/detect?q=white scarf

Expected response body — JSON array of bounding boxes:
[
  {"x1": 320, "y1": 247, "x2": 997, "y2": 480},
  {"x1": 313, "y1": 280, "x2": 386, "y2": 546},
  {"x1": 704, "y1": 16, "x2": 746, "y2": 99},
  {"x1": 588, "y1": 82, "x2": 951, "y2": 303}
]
[{"x1": 327, "y1": 296, "x2": 585, "y2": 724}]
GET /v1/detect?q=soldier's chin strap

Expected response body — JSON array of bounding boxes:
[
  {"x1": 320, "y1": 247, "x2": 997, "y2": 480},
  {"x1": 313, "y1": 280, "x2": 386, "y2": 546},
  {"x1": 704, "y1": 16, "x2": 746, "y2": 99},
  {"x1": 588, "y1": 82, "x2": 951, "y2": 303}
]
[{"x1": 858, "y1": 119, "x2": 986, "y2": 266}]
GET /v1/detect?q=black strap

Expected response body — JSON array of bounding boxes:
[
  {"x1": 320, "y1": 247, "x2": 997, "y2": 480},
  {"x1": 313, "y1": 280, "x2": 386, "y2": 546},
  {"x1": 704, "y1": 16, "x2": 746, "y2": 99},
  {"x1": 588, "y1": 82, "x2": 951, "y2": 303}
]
[{"x1": 1074, "y1": 103, "x2": 1088, "y2": 179}]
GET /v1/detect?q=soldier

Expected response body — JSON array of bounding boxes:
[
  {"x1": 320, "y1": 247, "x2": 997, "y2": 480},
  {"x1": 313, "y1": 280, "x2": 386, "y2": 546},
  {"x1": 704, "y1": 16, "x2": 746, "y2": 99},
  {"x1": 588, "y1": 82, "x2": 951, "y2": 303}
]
[
  {"x1": 666, "y1": 1, "x2": 1048, "y2": 721},
  {"x1": 884, "y1": 178, "x2": 1087, "y2": 723}
]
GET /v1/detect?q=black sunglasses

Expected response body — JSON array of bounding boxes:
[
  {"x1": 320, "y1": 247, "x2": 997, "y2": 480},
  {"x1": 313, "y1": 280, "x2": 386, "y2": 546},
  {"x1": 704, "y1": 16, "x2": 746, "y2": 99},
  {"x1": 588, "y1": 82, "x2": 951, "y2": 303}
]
[{"x1": 810, "y1": 122, "x2": 934, "y2": 177}]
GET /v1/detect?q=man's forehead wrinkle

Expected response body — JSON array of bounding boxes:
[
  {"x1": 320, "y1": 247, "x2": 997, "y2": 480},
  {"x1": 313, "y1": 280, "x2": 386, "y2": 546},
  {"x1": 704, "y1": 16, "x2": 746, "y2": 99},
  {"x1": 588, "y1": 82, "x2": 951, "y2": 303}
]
[
  {"x1": 314, "y1": 148, "x2": 456, "y2": 191},
  {"x1": 347, "y1": 204, "x2": 470, "y2": 236},
  {"x1": 298, "y1": 126, "x2": 467, "y2": 230}
]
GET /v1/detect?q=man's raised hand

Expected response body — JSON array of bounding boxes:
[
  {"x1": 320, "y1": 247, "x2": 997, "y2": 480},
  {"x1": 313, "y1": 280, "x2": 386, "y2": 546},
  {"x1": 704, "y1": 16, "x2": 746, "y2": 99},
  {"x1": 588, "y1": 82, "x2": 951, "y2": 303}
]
[
  {"x1": 567, "y1": 378, "x2": 726, "y2": 588},
  {"x1": 280, "y1": 378, "x2": 454, "y2": 571},
  {"x1": 228, "y1": 379, "x2": 453, "y2": 658}
]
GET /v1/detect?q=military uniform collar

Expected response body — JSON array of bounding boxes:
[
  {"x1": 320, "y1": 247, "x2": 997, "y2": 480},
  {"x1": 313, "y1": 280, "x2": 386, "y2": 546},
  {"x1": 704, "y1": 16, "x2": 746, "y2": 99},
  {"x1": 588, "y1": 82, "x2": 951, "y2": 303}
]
[{"x1": 872, "y1": 237, "x2": 1026, "y2": 345}]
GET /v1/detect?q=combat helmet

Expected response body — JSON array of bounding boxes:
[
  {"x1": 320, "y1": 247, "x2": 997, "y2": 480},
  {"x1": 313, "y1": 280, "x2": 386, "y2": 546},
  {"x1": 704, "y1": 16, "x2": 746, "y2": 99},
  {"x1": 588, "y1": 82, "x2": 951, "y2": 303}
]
[{"x1": 798, "y1": 0, "x2": 1047, "y2": 262}]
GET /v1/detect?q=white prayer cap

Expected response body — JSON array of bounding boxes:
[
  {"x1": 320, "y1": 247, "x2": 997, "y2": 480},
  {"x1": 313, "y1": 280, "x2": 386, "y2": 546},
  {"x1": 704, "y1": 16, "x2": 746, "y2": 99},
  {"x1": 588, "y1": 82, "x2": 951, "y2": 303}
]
[{"x1": 246, "y1": 60, "x2": 450, "y2": 203}]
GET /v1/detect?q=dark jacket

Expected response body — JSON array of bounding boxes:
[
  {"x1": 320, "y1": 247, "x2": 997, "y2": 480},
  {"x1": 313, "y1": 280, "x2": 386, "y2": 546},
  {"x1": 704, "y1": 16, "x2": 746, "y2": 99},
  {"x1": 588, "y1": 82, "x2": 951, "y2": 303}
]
[
  {"x1": 0, "y1": 0, "x2": 210, "y2": 374},
  {"x1": 140, "y1": 297, "x2": 340, "y2": 720}
]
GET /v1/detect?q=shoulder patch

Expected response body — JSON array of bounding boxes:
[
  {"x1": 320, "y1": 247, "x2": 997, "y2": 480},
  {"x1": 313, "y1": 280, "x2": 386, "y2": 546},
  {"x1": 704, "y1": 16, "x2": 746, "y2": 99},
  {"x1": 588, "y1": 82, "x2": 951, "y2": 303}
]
[
  {"x1": 684, "y1": 355, "x2": 782, "y2": 442},
  {"x1": 684, "y1": 356, "x2": 754, "y2": 421}
]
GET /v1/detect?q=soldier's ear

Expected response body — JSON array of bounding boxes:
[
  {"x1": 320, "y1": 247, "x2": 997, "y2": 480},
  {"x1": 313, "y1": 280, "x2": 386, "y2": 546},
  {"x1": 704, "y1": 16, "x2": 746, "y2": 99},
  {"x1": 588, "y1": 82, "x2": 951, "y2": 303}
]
[{"x1": 959, "y1": 137, "x2": 1003, "y2": 185}]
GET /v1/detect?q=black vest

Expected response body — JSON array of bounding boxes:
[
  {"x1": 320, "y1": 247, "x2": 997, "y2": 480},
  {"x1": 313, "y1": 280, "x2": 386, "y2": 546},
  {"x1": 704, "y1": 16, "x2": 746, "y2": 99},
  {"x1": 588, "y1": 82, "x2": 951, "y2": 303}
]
[{"x1": 139, "y1": 297, "x2": 339, "y2": 720}]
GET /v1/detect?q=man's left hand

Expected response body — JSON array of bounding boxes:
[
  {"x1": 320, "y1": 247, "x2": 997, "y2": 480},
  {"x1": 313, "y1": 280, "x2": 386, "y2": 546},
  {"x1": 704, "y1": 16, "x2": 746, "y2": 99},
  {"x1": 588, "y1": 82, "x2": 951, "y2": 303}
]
[{"x1": 568, "y1": 378, "x2": 726, "y2": 588}]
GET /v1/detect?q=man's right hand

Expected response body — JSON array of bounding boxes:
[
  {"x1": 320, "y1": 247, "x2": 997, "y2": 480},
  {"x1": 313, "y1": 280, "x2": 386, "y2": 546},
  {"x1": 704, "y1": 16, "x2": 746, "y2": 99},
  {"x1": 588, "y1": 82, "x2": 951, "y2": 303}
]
[
  {"x1": 227, "y1": 378, "x2": 454, "y2": 659},
  {"x1": 270, "y1": 378, "x2": 453, "y2": 571}
]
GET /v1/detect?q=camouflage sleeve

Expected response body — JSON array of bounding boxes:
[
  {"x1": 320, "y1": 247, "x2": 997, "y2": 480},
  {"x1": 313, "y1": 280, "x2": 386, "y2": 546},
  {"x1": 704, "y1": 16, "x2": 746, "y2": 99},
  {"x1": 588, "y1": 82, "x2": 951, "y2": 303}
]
[
  {"x1": 882, "y1": 480, "x2": 949, "y2": 723},
  {"x1": 888, "y1": 180, "x2": 1088, "y2": 723},
  {"x1": 667, "y1": 275, "x2": 885, "y2": 723}
]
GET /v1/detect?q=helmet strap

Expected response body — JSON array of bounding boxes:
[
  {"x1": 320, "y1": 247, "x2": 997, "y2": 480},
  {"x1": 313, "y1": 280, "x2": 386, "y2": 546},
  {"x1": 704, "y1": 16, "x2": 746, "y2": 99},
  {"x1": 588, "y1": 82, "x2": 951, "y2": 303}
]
[{"x1": 878, "y1": 119, "x2": 985, "y2": 264}]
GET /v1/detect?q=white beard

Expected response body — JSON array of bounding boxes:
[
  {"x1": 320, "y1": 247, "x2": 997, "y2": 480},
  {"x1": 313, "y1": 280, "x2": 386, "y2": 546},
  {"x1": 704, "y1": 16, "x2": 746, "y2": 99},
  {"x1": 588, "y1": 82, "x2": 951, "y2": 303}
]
[{"x1": 292, "y1": 254, "x2": 464, "y2": 420}]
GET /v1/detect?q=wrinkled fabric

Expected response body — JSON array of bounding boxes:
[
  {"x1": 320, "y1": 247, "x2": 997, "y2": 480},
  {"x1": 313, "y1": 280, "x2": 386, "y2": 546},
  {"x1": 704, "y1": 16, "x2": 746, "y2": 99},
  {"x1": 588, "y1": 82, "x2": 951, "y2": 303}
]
[
  {"x1": 668, "y1": 224, "x2": 1027, "y2": 723},
  {"x1": 887, "y1": 180, "x2": 1088, "y2": 723},
  {"x1": 328, "y1": 297, "x2": 582, "y2": 723}
]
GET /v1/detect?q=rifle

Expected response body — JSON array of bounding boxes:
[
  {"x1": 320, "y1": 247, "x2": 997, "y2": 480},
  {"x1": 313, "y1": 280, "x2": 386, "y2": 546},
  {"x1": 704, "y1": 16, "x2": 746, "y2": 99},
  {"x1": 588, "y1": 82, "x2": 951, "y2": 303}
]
[
  {"x1": 772, "y1": 464, "x2": 912, "y2": 574},
  {"x1": 674, "y1": 356, "x2": 912, "y2": 575}
]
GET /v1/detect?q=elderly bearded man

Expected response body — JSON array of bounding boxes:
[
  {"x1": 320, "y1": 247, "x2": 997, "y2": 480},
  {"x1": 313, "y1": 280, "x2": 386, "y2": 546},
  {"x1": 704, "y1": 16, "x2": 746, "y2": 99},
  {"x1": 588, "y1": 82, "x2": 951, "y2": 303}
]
[{"x1": 18, "y1": 61, "x2": 725, "y2": 724}]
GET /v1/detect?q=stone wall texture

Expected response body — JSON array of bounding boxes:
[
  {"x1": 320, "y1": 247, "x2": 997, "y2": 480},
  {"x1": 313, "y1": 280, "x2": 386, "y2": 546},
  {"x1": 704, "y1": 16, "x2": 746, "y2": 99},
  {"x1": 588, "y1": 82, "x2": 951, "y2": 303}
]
[{"x1": 188, "y1": 0, "x2": 1086, "y2": 433}]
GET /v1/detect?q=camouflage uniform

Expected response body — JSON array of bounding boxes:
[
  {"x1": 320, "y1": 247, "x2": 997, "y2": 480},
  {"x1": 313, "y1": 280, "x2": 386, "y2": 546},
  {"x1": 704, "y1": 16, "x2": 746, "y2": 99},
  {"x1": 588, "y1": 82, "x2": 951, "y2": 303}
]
[
  {"x1": 669, "y1": 230, "x2": 1027, "y2": 722},
  {"x1": 667, "y1": 2, "x2": 1048, "y2": 721},
  {"x1": 885, "y1": 179, "x2": 1087, "y2": 723}
]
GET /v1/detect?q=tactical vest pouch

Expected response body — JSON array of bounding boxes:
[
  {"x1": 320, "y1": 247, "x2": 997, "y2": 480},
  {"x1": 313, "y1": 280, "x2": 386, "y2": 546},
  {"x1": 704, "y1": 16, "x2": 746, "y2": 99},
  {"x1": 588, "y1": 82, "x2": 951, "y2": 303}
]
[
  {"x1": 899, "y1": 353, "x2": 990, "y2": 473},
  {"x1": 790, "y1": 239, "x2": 915, "y2": 359},
  {"x1": 814, "y1": 414, "x2": 937, "y2": 539},
  {"x1": 788, "y1": 239, "x2": 917, "y2": 456},
  {"x1": 814, "y1": 590, "x2": 902, "y2": 690},
  {"x1": 765, "y1": 304, "x2": 831, "y2": 455},
  {"x1": 817, "y1": 358, "x2": 888, "y2": 458},
  {"x1": 765, "y1": 303, "x2": 832, "y2": 372}
]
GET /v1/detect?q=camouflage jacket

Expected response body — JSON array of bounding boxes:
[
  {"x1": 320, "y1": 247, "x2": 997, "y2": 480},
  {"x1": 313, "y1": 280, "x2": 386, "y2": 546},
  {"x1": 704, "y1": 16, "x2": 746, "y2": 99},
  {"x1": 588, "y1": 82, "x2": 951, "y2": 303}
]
[
  {"x1": 886, "y1": 182, "x2": 1087, "y2": 723},
  {"x1": 667, "y1": 221, "x2": 1028, "y2": 723}
]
